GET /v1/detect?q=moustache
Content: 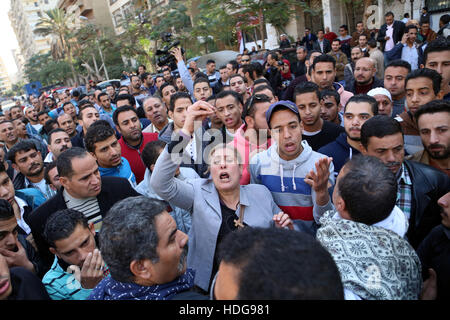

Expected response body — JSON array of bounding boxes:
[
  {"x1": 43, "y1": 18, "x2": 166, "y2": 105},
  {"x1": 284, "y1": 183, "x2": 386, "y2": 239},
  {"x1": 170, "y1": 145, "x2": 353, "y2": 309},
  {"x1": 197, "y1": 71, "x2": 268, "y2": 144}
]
[
  {"x1": 385, "y1": 161, "x2": 401, "y2": 168},
  {"x1": 177, "y1": 245, "x2": 188, "y2": 273}
]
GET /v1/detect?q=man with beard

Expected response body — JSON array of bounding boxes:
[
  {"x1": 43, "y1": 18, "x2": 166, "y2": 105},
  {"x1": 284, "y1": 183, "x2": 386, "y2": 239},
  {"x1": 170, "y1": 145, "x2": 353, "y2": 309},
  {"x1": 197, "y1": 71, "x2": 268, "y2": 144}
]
[
  {"x1": 367, "y1": 87, "x2": 394, "y2": 117},
  {"x1": 7, "y1": 139, "x2": 56, "y2": 200},
  {"x1": 345, "y1": 57, "x2": 384, "y2": 94},
  {"x1": 318, "y1": 94, "x2": 378, "y2": 177},
  {"x1": 89, "y1": 197, "x2": 206, "y2": 300},
  {"x1": 85, "y1": 122, "x2": 136, "y2": 187},
  {"x1": 45, "y1": 129, "x2": 72, "y2": 163},
  {"x1": 410, "y1": 100, "x2": 450, "y2": 177},
  {"x1": 129, "y1": 74, "x2": 148, "y2": 108},
  {"x1": 230, "y1": 94, "x2": 273, "y2": 185},
  {"x1": 395, "y1": 68, "x2": 444, "y2": 155},
  {"x1": 23, "y1": 106, "x2": 42, "y2": 136},
  {"x1": 114, "y1": 106, "x2": 158, "y2": 184},
  {"x1": 360, "y1": 115, "x2": 450, "y2": 248},
  {"x1": 344, "y1": 47, "x2": 364, "y2": 87}
]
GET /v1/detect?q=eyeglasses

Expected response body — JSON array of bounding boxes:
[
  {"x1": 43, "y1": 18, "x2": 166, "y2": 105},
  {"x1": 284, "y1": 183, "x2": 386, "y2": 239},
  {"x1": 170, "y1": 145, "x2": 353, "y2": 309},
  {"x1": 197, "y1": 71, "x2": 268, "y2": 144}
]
[{"x1": 241, "y1": 59, "x2": 250, "y2": 62}]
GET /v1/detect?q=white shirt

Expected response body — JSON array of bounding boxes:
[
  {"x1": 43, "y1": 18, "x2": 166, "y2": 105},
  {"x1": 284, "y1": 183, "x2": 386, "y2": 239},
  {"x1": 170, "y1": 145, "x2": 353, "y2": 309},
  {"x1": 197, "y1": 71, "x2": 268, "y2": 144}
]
[
  {"x1": 15, "y1": 196, "x2": 31, "y2": 235},
  {"x1": 385, "y1": 24, "x2": 395, "y2": 51}
]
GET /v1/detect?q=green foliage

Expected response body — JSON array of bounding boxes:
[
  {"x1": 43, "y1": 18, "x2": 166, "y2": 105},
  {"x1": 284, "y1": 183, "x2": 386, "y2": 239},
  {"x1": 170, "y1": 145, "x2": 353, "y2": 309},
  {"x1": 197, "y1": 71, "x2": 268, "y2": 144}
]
[{"x1": 24, "y1": 53, "x2": 72, "y2": 86}]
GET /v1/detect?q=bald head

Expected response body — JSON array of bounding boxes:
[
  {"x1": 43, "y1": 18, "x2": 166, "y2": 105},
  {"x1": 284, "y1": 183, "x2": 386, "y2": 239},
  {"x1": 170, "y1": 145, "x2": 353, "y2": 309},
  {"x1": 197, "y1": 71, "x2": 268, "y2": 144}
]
[{"x1": 354, "y1": 57, "x2": 377, "y2": 85}]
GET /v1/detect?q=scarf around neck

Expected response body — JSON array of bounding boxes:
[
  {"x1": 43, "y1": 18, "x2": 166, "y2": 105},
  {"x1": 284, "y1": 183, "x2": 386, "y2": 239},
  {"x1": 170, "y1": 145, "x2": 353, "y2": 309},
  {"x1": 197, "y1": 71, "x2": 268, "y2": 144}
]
[{"x1": 89, "y1": 269, "x2": 195, "y2": 300}]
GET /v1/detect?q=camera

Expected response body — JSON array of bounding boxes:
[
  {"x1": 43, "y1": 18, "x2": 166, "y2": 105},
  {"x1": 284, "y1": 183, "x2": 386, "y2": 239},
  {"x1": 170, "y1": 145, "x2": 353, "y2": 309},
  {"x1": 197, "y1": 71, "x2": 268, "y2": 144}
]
[{"x1": 156, "y1": 32, "x2": 185, "y2": 70}]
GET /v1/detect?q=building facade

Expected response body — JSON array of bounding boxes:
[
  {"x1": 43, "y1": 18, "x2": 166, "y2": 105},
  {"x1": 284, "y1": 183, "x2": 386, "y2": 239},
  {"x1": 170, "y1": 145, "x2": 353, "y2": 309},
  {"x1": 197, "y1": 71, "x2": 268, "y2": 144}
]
[
  {"x1": 0, "y1": 57, "x2": 13, "y2": 94},
  {"x1": 57, "y1": 0, "x2": 115, "y2": 32},
  {"x1": 8, "y1": 0, "x2": 59, "y2": 63}
]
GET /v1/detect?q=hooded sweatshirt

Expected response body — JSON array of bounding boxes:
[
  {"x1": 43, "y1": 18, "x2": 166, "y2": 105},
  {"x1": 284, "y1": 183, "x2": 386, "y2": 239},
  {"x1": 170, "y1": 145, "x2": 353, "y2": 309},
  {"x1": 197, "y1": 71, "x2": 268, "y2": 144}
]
[
  {"x1": 333, "y1": 82, "x2": 354, "y2": 109},
  {"x1": 318, "y1": 132, "x2": 360, "y2": 178},
  {"x1": 229, "y1": 123, "x2": 272, "y2": 185},
  {"x1": 250, "y1": 140, "x2": 334, "y2": 229}
]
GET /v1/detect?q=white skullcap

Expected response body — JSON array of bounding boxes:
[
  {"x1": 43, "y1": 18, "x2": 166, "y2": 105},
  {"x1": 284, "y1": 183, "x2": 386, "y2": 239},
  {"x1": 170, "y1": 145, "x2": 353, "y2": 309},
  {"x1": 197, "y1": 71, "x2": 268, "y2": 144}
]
[
  {"x1": 367, "y1": 87, "x2": 392, "y2": 102},
  {"x1": 23, "y1": 105, "x2": 34, "y2": 115}
]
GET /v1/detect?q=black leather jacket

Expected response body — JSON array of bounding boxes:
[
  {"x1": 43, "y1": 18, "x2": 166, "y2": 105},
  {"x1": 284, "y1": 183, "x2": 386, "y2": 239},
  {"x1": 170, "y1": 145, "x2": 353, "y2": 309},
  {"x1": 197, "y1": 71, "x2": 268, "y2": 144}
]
[{"x1": 404, "y1": 160, "x2": 450, "y2": 249}]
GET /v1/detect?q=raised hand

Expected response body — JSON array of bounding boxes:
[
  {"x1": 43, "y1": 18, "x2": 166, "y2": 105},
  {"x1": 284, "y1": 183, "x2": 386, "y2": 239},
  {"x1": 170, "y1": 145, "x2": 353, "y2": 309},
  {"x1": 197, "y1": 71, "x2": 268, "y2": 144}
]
[{"x1": 80, "y1": 249, "x2": 105, "y2": 289}]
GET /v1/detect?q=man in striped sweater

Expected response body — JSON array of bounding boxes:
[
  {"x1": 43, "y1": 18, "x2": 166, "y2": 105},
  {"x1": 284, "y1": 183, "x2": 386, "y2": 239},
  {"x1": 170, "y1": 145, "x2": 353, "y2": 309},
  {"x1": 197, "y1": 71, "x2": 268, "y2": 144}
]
[{"x1": 250, "y1": 100, "x2": 335, "y2": 235}]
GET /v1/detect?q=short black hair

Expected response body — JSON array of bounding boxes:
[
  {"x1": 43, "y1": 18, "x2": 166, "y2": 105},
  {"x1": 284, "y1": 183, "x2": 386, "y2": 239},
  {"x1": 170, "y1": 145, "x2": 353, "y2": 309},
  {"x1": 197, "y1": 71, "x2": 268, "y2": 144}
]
[
  {"x1": 113, "y1": 105, "x2": 138, "y2": 126},
  {"x1": 84, "y1": 121, "x2": 116, "y2": 153},
  {"x1": 159, "y1": 82, "x2": 177, "y2": 96},
  {"x1": 78, "y1": 104, "x2": 97, "y2": 121},
  {"x1": 44, "y1": 209, "x2": 89, "y2": 248},
  {"x1": 97, "y1": 92, "x2": 109, "y2": 101},
  {"x1": 62, "y1": 102, "x2": 75, "y2": 111},
  {"x1": 311, "y1": 54, "x2": 336, "y2": 70},
  {"x1": 344, "y1": 94, "x2": 378, "y2": 115},
  {"x1": 0, "y1": 199, "x2": 14, "y2": 222},
  {"x1": 56, "y1": 147, "x2": 89, "y2": 179},
  {"x1": 141, "y1": 140, "x2": 167, "y2": 170},
  {"x1": 293, "y1": 81, "x2": 320, "y2": 102},
  {"x1": 140, "y1": 72, "x2": 150, "y2": 82},
  {"x1": 423, "y1": 37, "x2": 450, "y2": 65},
  {"x1": 206, "y1": 59, "x2": 215, "y2": 65},
  {"x1": 405, "y1": 68, "x2": 442, "y2": 95},
  {"x1": 48, "y1": 128, "x2": 68, "y2": 145},
  {"x1": 169, "y1": 92, "x2": 193, "y2": 112},
  {"x1": 193, "y1": 77, "x2": 211, "y2": 89},
  {"x1": 252, "y1": 84, "x2": 276, "y2": 98},
  {"x1": 253, "y1": 78, "x2": 271, "y2": 87},
  {"x1": 215, "y1": 90, "x2": 243, "y2": 107},
  {"x1": 7, "y1": 139, "x2": 38, "y2": 164},
  {"x1": 320, "y1": 89, "x2": 340, "y2": 106},
  {"x1": 414, "y1": 99, "x2": 450, "y2": 123},
  {"x1": 115, "y1": 94, "x2": 136, "y2": 107},
  {"x1": 227, "y1": 60, "x2": 239, "y2": 72},
  {"x1": 43, "y1": 119, "x2": 58, "y2": 135},
  {"x1": 339, "y1": 24, "x2": 348, "y2": 31},
  {"x1": 217, "y1": 227, "x2": 344, "y2": 299},
  {"x1": 385, "y1": 11, "x2": 394, "y2": 17},
  {"x1": 360, "y1": 115, "x2": 403, "y2": 149},
  {"x1": 385, "y1": 59, "x2": 412, "y2": 73},
  {"x1": 338, "y1": 154, "x2": 397, "y2": 225},
  {"x1": 405, "y1": 24, "x2": 418, "y2": 33},
  {"x1": 440, "y1": 14, "x2": 450, "y2": 25},
  {"x1": 44, "y1": 161, "x2": 58, "y2": 186},
  {"x1": 244, "y1": 94, "x2": 271, "y2": 118}
]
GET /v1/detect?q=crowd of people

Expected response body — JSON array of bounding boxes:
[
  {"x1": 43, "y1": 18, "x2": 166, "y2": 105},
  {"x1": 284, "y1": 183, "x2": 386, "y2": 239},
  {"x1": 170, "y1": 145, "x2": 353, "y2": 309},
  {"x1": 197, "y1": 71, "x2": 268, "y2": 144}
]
[{"x1": 0, "y1": 9, "x2": 449, "y2": 301}]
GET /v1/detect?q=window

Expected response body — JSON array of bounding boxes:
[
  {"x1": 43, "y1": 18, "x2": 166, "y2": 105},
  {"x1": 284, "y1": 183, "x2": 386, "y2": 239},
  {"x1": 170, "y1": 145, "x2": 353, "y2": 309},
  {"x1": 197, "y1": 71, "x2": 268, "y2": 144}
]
[
  {"x1": 426, "y1": 0, "x2": 450, "y2": 13},
  {"x1": 110, "y1": 0, "x2": 118, "y2": 5}
]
